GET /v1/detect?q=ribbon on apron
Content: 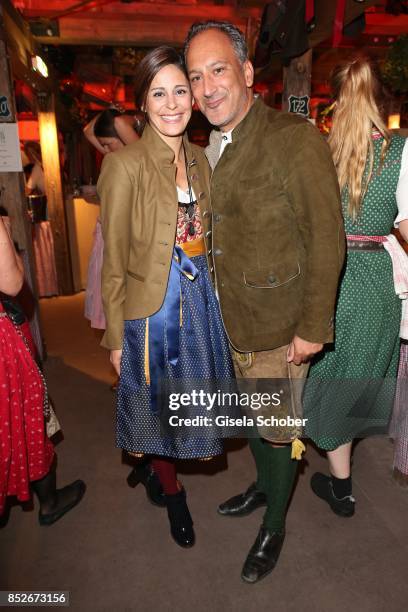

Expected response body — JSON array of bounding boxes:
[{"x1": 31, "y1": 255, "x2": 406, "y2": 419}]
[{"x1": 146, "y1": 245, "x2": 199, "y2": 414}]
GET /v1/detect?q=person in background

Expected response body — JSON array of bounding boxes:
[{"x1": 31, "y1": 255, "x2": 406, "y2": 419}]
[
  {"x1": 83, "y1": 108, "x2": 139, "y2": 155},
  {"x1": 98, "y1": 46, "x2": 234, "y2": 549},
  {"x1": 83, "y1": 109, "x2": 139, "y2": 331},
  {"x1": 305, "y1": 56, "x2": 408, "y2": 516},
  {"x1": 0, "y1": 215, "x2": 86, "y2": 525},
  {"x1": 24, "y1": 141, "x2": 45, "y2": 196}
]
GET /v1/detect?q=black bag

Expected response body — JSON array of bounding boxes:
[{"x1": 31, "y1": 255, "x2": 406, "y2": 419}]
[{"x1": 1, "y1": 297, "x2": 26, "y2": 326}]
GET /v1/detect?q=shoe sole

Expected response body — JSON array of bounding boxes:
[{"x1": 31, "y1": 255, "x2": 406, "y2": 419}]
[
  {"x1": 217, "y1": 503, "x2": 267, "y2": 518},
  {"x1": 311, "y1": 485, "x2": 355, "y2": 518},
  {"x1": 241, "y1": 565, "x2": 276, "y2": 584},
  {"x1": 170, "y1": 534, "x2": 195, "y2": 548}
]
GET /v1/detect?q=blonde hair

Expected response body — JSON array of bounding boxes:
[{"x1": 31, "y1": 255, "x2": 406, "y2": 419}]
[{"x1": 328, "y1": 56, "x2": 390, "y2": 220}]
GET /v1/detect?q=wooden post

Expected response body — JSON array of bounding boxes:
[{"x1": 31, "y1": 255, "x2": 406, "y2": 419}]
[
  {"x1": 37, "y1": 92, "x2": 73, "y2": 294},
  {"x1": 282, "y1": 49, "x2": 313, "y2": 118}
]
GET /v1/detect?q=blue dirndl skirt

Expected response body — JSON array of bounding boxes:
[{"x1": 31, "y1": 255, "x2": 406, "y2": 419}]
[{"x1": 117, "y1": 253, "x2": 234, "y2": 458}]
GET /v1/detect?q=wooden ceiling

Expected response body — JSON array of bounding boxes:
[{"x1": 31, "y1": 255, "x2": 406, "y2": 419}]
[{"x1": 11, "y1": 1, "x2": 408, "y2": 47}]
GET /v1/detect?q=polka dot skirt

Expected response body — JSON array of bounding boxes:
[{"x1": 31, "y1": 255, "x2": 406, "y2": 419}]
[
  {"x1": 117, "y1": 254, "x2": 234, "y2": 458},
  {"x1": 0, "y1": 307, "x2": 54, "y2": 515}
]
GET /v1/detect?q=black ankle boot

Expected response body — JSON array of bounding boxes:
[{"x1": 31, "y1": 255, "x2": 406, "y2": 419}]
[
  {"x1": 310, "y1": 472, "x2": 355, "y2": 517},
  {"x1": 127, "y1": 462, "x2": 166, "y2": 507},
  {"x1": 165, "y1": 489, "x2": 195, "y2": 548},
  {"x1": 31, "y1": 468, "x2": 86, "y2": 526}
]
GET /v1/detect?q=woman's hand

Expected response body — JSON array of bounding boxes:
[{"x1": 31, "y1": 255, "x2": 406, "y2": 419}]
[
  {"x1": 398, "y1": 219, "x2": 408, "y2": 243},
  {"x1": 110, "y1": 349, "x2": 122, "y2": 376}
]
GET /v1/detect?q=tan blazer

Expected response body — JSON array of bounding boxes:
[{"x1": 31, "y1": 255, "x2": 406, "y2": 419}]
[{"x1": 97, "y1": 123, "x2": 211, "y2": 350}]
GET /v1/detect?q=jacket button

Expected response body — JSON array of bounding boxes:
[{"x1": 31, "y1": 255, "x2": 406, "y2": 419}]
[
  {"x1": 202, "y1": 210, "x2": 210, "y2": 218},
  {"x1": 214, "y1": 213, "x2": 222, "y2": 223},
  {"x1": 191, "y1": 174, "x2": 198, "y2": 181},
  {"x1": 210, "y1": 267, "x2": 214, "y2": 273},
  {"x1": 199, "y1": 192, "x2": 206, "y2": 200},
  {"x1": 268, "y1": 274, "x2": 276, "y2": 285},
  {"x1": 214, "y1": 248, "x2": 223, "y2": 256},
  {"x1": 207, "y1": 249, "x2": 212, "y2": 256},
  {"x1": 205, "y1": 230, "x2": 212, "y2": 238}
]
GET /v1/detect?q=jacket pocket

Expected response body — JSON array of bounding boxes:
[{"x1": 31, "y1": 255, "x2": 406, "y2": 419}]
[
  {"x1": 127, "y1": 270, "x2": 145, "y2": 282},
  {"x1": 239, "y1": 173, "x2": 274, "y2": 191},
  {"x1": 242, "y1": 261, "x2": 300, "y2": 289}
]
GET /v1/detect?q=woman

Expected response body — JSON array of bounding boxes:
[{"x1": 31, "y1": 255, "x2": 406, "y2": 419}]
[
  {"x1": 24, "y1": 141, "x2": 45, "y2": 196},
  {"x1": 84, "y1": 109, "x2": 139, "y2": 330},
  {"x1": 305, "y1": 56, "x2": 408, "y2": 517},
  {"x1": 98, "y1": 47, "x2": 234, "y2": 547},
  {"x1": 0, "y1": 215, "x2": 85, "y2": 524}
]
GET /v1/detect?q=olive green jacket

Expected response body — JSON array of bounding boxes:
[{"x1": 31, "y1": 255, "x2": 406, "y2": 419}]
[
  {"x1": 97, "y1": 123, "x2": 211, "y2": 350},
  {"x1": 205, "y1": 98, "x2": 345, "y2": 352}
]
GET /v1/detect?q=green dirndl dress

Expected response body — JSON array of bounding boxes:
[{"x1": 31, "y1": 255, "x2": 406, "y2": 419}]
[{"x1": 304, "y1": 134, "x2": 406, "y2": 451}]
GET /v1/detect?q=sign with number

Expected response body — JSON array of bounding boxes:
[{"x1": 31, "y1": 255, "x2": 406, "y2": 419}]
[
  {"x1": 0, "y1": 96, "x2": 11, "y2": 118},
  {"x1": 288, "y1": 95, "x2": 310, "y2": 117}
]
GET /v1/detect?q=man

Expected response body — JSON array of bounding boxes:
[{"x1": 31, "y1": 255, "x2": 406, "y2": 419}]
[{"x1": 184, "y1": 21, "x2": 345, "y2": 583}]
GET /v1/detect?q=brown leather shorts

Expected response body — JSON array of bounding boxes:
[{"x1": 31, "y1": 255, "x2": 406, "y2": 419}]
[{"x1": 231, "y1": 344, "x2": 309, "y2": 443}]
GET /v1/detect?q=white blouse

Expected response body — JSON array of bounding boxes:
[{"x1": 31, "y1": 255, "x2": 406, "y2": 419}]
[{"x1": 394, "y1": 138, "x2": 408, "y2": 227}]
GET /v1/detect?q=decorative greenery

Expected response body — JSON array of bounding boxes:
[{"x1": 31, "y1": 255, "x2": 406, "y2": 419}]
[{"x1": 381, "y1": 34, "x2": 408, "y2": 94}]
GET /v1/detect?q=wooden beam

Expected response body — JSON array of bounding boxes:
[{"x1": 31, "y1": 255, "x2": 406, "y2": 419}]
[
  {"x1": 34, "y1": 14, "x2": 254, "y2": 46},
  {"x1": 37, "y1": 93, "x2": 74, "y2": 295},
  {"x1": 282, "y1": 49, "x2": 313, "y2": 117},
  {"x1": 365, "y1": 12, "x2": 408, "y2": 35},
  {"x1": 24, "y1": 2, "x2": 263, "y2": 45}
]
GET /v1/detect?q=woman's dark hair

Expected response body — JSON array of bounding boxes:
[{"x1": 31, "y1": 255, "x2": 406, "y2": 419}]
[
  {"x1": 134, "y1": 46, "x2": 187, "y2": 111},
  {"x1": 94, "y1": 109, "x2": 121, "y2": 138},
  {"x1": 24, "y1": 141, "x2": 42, "y2": 165}
]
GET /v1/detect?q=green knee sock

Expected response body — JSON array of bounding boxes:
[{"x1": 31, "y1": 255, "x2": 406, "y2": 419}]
[
  {"x1": 262, "y1": 444, "x2": 298, "y2": 533},
  {"x1": 248, "y1": 436, "x2": 268, "y2": 493}
]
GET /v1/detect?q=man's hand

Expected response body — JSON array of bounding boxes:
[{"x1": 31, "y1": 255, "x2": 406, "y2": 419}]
[
  {"x1": 110, "y1": 349, "x2": 122, "y2": 376},
  {"x1": 287, "y1": 335, "x2": 323, "y2": 366}
]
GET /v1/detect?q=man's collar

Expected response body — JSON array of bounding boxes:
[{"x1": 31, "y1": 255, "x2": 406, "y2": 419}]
[
  {"x1": 230, "y1": 97, "x2": 264, "y2": 143},
  {"x1": 205, "y1": 98, "x2": 264, "y2": 169}
]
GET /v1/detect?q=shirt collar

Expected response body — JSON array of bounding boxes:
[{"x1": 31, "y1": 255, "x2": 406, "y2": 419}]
[{"x1": 219, "y1": 130, "x2": 233, "y2": 158}]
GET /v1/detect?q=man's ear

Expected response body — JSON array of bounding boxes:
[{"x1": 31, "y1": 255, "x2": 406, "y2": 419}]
[{"x1": 243, "y1": 60, "x2": 254, "y2": 88}]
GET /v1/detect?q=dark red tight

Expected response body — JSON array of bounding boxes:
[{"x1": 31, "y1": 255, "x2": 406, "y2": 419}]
[{"x1": 151, "y1": 457, "x2": 179, "y2": 495}]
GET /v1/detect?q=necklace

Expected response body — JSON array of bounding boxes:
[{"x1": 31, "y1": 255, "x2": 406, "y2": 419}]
[{"x1": 178, "y1": 144, "x2": 196, "y2": 237}]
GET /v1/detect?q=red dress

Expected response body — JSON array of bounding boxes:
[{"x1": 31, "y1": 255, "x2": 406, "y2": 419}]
[{"x1": 0, "y1": 304, "x2": 54, "y2": 514}]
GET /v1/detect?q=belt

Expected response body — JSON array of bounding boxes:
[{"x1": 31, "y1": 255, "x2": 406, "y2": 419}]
[
  {"x1": 179, "y1": 237, "x2": 205, "y2": 257},
  {"x1": 346, "y1": 234, "x2": 386, "y2": 251}
]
